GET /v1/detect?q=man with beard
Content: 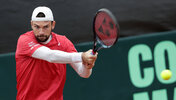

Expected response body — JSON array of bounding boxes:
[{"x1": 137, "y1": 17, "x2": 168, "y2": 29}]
[{"x1": 15, "y1": 6, "x2": 98, "y2": 100}]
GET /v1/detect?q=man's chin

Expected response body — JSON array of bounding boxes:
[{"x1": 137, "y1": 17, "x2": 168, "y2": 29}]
[{"x1": 36, "y1": 37, "x2": 48, "y2": 42}]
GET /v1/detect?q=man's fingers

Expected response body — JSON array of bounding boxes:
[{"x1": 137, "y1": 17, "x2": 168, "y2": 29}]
[
  {"x1": 85, "y1": 63, "x2": 95, "y2": 69},
  {"x1": 82, "y1": 49, "x2": 98, "y2": 69}
]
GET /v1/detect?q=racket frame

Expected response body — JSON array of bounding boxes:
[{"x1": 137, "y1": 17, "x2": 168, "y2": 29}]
[{"x1": 92, "y1": 8, "x2": 119, "y2": 54}]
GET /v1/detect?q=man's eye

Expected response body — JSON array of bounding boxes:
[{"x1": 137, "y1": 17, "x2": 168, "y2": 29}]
[
  {"x1": 35, "y1": 26, "x2": 39, "y2": 29},
  {"x1": 44, "y1": 26, "x2": 48, "y2": 29}
]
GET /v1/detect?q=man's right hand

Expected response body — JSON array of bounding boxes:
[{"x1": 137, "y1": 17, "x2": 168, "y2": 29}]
[{"x1": 81, "y1": 49, "x2": 98, "y2": 69}]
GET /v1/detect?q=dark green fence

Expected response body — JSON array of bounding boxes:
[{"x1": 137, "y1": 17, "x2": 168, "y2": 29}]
[
  {"x1": 0, "y1": 53, "x2": 16, "y2": 99},
  {"x1": 1, "y1": 31, "x2": 176, "y2": 100}
]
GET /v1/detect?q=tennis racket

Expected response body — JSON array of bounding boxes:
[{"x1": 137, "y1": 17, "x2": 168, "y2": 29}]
[{"x1": 92, "y1": 8, "x2": 120, "y2": 55}]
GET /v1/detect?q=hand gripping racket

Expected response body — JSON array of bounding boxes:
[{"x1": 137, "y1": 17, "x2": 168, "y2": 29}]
[{"x1": 92, "y1": 8, "x2": 120, "y2": 54}]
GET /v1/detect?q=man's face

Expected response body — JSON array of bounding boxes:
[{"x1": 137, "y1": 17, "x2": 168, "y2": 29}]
[{"x1": 31, "y1": 21, "x2": 56, "y2": 42}]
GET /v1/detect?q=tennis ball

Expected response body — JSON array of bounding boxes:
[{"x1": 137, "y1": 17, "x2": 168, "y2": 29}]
[{"x1": 160, "y1": 69, "x2": 172, "y2": 80}]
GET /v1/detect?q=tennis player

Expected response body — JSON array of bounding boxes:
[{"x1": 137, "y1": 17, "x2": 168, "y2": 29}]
[{"x1": 15, "y1": 6, "x2": 98, "y2": 100}]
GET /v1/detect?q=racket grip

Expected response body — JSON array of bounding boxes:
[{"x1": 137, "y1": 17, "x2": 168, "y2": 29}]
[{"x1": 91, "y1": 51, "x2": 96, "y2": 55}]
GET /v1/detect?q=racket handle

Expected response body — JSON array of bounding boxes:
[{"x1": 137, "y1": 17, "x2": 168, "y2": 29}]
[{"x1": 91, "y1": 51, "x2": 96, "y2": 55}]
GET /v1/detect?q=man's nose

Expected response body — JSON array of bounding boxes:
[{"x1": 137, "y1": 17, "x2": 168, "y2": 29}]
[{"x1": 39, "y1": 28, "x2": 44, "y2": 35}]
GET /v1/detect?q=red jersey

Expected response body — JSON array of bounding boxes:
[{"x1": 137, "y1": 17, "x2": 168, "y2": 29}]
[{"x1": 15, "y1": 31, "x2": 77, "y2": 100}]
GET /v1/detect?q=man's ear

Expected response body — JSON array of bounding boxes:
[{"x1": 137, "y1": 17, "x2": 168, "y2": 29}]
[
  {"x1": 31, "y1": 21, "x2": 33, "y2": 29},
  {"x1": 52, "y1": 21, "x2": 56, "y2": 30}
]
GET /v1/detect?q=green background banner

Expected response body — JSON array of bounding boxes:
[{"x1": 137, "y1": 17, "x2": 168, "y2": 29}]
[{"x1": 1, "y1": 31, "x2": 176, "y2": 100}]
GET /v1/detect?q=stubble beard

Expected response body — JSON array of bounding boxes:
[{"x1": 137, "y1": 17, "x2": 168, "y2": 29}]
[{"x1": 35, "y1": 34, "x2": 50, "y2": 42}]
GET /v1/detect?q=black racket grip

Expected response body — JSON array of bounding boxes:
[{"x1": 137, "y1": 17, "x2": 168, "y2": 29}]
[{"x1": 91, "y1": 50, "x2": 96, "y2": 55}]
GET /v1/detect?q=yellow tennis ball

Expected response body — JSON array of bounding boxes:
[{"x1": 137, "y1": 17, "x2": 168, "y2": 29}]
[{"x1": 160, "y1": 69, "x2": 172, "y2": 80}]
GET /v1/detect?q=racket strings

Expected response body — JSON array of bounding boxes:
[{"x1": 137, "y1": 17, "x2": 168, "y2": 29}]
[{"x1": 95, "y1": 12, "x2": 118, "y2": 47}]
